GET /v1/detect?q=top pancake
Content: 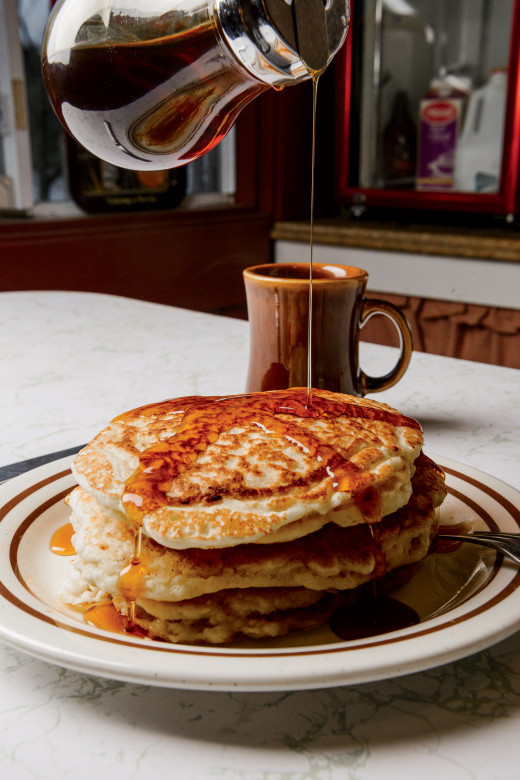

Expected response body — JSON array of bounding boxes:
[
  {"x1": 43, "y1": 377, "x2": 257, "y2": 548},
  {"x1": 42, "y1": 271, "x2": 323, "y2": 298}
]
[{"x1": 72, "y1": 388, "x2": 423, "y2": 550}]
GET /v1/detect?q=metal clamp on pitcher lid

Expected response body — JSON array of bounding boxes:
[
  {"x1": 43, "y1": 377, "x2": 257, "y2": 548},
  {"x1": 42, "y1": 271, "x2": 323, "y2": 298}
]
[{"x1": 217, "y1": 0, "x2": 350, "y2": 85}]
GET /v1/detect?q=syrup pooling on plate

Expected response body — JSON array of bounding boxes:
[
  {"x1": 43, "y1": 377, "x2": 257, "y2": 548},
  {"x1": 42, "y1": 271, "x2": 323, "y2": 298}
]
[
  {"x1": 48, "y1": 518, "x2": 145, "y2": 631},
  {"x1": 84, "y1": 601, "x2": 148, "y2": 637},
  {"x1": 84, "y1": 601, "x2": 128, "y2": 633},
  {"x1": 49, "y1": 522, "x2": 76, "y2": 556},
  {"x1": 329, "y1": 594, "x2": 420, "y2": 640}
]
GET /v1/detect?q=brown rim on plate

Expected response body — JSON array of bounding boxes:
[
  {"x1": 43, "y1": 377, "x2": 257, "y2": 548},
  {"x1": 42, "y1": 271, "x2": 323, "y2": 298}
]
[{"x1": 0, "y1": 462, "x2": 519, "y2": 659}]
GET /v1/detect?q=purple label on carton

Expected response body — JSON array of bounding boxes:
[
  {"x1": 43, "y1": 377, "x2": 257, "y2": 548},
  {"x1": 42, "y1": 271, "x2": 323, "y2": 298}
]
[{"x1": 417, "y1": 99, "x2": 461, "y2": 191}]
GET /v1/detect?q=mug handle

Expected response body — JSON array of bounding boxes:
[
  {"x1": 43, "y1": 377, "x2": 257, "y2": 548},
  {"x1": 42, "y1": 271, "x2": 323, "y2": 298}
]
[{"x1": 357, "y1": 298, "x2": 413, "y2": 395}]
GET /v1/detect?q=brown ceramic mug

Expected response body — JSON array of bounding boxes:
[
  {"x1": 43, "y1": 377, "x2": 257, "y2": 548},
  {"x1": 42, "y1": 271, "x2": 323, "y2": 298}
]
[{"x1": 243, "y1": 263, "x2": 413, "y2": 396}]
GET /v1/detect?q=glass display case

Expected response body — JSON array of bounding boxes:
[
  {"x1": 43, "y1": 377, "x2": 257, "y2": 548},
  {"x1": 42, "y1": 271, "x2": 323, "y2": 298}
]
[{"x1": 336, "y1": 0, "x2": 520, "y2": 220}]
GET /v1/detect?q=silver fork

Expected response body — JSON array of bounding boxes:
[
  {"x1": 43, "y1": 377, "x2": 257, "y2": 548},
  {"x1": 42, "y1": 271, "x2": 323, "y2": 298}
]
[{"x1": 437, "y1": 531, "x2": 520, "y2": 565}]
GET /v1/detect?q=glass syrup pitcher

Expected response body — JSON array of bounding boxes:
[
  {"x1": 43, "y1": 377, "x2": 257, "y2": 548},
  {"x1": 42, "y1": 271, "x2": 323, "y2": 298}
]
[{"x1": 42, "y1": 0, "x2": 350, "y2": 171}]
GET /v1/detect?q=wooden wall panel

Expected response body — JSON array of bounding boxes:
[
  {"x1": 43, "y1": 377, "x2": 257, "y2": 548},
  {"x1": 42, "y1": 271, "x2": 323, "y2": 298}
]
[
  {"x1": 0, "y1": 206, "x2": 271, "y2": 318},
  {"x1": 361, "y1": 291, "x2": 520, "y2": 369}
]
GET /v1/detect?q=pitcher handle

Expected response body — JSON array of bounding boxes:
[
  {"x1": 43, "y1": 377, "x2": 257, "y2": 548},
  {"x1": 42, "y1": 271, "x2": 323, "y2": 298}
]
[{"x1": 358, "y1": 298, "x2": 413, "y2": 395}]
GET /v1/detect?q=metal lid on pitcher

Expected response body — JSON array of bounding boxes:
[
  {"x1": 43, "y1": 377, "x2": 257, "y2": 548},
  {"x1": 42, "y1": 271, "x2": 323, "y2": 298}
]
[{"x1": 217, "y1": 0, "x2": 350, "y2": 85}]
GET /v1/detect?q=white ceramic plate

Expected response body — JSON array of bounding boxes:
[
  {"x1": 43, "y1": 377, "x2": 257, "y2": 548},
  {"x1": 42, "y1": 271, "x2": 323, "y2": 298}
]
[{"x1": 0, "y1": 455, "x2": 519, "y2": 691}]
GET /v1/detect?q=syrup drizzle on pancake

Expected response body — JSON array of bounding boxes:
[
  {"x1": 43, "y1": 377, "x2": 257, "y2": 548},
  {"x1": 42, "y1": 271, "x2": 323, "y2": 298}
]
[
  {"x1": 118, "y1": 388, "x2": 421, "y2": 527},
  {"x1": 118, "y1": 526, "x2": 146, "y2": 625}
]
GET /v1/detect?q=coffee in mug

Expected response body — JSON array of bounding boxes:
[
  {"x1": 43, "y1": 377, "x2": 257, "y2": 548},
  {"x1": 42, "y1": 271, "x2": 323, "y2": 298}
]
[{"x1": 243, "y1": 263, "x2": 412, "y2": 396}]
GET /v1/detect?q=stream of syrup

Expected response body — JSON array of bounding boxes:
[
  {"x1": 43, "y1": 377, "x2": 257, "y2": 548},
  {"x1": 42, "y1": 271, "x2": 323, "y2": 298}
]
[{"x1": 307, "y1": 73, "x2": 320, "y2": 400}]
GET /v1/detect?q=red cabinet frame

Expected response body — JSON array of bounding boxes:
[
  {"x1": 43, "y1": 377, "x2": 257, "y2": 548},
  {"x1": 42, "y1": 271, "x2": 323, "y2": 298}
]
[{"x1": 335, "y1": 0, "x2": 520, "y2": 219}]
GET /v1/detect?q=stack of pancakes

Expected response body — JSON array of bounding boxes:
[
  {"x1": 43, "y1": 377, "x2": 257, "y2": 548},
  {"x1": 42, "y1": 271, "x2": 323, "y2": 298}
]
[{"x1": 64, "y1": 388, "x2": 446, "y2": 644}]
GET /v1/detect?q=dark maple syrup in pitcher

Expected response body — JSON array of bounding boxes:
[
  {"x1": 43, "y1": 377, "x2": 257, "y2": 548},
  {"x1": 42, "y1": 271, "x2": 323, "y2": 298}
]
[{"x1": 42, "y1": 22, "x2": 268, "y2": 170}]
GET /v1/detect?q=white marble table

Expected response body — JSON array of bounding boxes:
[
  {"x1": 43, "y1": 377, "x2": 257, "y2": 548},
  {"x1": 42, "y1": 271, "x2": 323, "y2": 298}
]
[{"x1": 1, "y1": 290, "x2": 519, "y2": 780}]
